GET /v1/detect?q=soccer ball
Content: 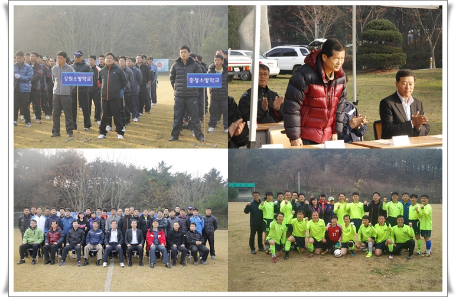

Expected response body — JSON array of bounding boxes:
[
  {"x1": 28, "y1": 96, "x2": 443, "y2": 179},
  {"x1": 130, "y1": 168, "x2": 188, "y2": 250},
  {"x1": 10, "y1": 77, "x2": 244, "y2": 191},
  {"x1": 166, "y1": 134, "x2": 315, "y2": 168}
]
[{"x1": 334, "y1": 249, "x2": 343, "y2": 258}]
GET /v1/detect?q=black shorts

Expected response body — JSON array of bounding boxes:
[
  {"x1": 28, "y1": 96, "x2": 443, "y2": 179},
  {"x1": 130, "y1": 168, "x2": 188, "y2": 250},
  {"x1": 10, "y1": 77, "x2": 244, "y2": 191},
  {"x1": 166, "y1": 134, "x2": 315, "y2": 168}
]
[
  {"x1": 362, "y1": 238, "x2": 375, "y2": 246},
  {"x1": 310, "y1": 237, "x2": 322, "y2": 249},
  {"x1": 410, "y1": 219, "x2": 420, "y2": 235},
  {"x1": 294, "y1": 236, "x2": 305, "y2": 248},
  {"x1": 286, "y1": 224, "x2": 293, "y2": 233},
  {"x1": 341, "y1": 241, "x2": 354, "y2": 249},
  {"x1": 375, "y1": 240, "x2": 389, "y2": 252},
  {"x1": 421, "y1": 230, "x2": 431, "y2": 237},
  {"x1": 351, "y1": 219, "x2": 362, "y2": 232},
  {"x1": 262, "y1": 219, "x2": 273, "y2": 233},
  {"x1": 266, "y1": 238, "x2": 283, "y2": 250},
  {"x1": 387, "y1": 216, "x2": 397, "y2": 227}
]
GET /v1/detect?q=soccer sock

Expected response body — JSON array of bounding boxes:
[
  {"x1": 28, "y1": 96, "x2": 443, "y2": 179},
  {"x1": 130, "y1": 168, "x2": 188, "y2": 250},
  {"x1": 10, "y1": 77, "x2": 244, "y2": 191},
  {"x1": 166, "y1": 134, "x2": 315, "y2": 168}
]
[
  {"x1": 270, "y1": 245, "x2": 275, "y2": 256},
  {"x1": 388, "y1": 244, "x2": 394, "y2": 253},
  {"x1": 285, "y1": 241, "x2": 291, "y2": 252},
  {"x1": 308, "y1": 243, "x2": 314, "y2": 253},
  {"x1": 426, "y1": 240, "x2": 431, "y2": 253},
  {"x1": 417, "y1": 239, "x2": 422, "y2": 251},
  {"x1": 368, "y1": 242, "x2": 373, "y2": 254}
]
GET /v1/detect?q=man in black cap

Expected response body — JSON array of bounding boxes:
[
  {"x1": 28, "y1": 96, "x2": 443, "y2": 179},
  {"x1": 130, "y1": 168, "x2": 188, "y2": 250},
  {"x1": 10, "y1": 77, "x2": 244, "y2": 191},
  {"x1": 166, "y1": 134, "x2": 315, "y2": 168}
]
[{"x1": 71, "y1": 51, "x2": 93, "y2": 131}]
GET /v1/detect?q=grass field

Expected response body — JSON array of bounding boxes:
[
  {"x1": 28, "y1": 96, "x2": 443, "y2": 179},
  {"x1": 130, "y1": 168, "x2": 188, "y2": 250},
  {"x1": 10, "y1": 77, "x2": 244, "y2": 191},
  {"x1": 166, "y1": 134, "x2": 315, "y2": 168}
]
[
  {"x1": 228, "y1": 202, "x2": 442, "y2": 292},
  {"x1": 14, "y1": 74, "x2": 227, "y2": 149},
  {"x1": 228, "y1": 69, "x2": 442, "y2": 141},
  {"x1": 13, "y1": 228, "x2": 228, "y2": 292}
]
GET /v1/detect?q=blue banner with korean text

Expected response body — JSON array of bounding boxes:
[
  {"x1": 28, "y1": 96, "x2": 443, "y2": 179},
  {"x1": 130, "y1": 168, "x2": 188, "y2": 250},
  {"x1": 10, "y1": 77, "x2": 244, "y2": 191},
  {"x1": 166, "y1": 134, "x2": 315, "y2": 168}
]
[
  {"x1": 61, "y1": 72, "x2": 94, "y2": 86},
  {"x1": 187, "y1": 73, "x2": 222, "y2": 88}
]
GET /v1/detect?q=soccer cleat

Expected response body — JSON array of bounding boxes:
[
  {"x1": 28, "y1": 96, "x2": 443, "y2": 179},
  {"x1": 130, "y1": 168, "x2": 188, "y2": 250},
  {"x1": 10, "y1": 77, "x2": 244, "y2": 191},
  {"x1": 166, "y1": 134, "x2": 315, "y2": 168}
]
[
  {"x1": 117, "y1": 134, "x2": 124, "y2": 139},
  {"x1": 98, "y1": 134, "x2": 106, "y2": 139},
  {"x1": 415, "y1": 251, "x2": 421, "y2": 255},
  {"x1": 423, "y1": 252, "x2": 431, "y2": 257},
  {"x1": 272, "y1": 255, "x2": 277, "y2": 263},
  {"x1": 366, "y1": 253, "x2": 372, "y2": 258},
  {"x1": 351, "y1": 251, "x2": 355, "y2": 256},
  {"x1": 106, "y1": 125, "x2": 112, "y2": 131},
  {"x1": 103, "y1": 262, "x2": 107, "y2": 267},
  {"x1": 388, "y1": 255, "x2": 393, "y2": 260},
  {"x1": 284, "y1": 254, "x2": 289, "y2": 260},
  {"x1": 208, "y1": 127, "x2": 215, "y2": 132}
]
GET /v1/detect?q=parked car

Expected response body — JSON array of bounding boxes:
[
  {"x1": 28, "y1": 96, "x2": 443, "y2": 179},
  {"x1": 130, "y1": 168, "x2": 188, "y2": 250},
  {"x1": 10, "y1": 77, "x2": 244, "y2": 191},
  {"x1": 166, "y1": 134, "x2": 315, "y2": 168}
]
[
  {"x1": 227, "y1": 49, "x2": 251, "y2": 82},
  {"x1": 308, "y1": 38, "x2": 327, "y2": 50},
  {"x1": 228, "y1": 50, "x2": 280, "y2": 81},
  {"x1": 263, "y1": 46, "x2": 310, "y2": 74}
]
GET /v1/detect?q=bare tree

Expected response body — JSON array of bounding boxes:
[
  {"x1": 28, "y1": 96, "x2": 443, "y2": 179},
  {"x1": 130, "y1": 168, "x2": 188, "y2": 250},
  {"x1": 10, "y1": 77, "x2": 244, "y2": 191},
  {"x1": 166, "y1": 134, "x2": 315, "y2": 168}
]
[
  {"x1": 294, "y1": 6, "x2": 341, "y2": 41},
  {"x1": 411, "y1": 8, "x2": 442, "y2": 68}
]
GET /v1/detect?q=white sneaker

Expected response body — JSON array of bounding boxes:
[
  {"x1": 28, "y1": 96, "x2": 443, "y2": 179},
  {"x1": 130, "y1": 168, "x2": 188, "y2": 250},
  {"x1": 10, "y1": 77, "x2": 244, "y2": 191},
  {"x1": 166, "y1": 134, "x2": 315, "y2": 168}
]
[
  {"x1": 208, "y1": 127, "x2": 215, "y2": 132},
  {"x1": 133, "y1": 118, "x2": 138, "y2": 122},
  {"x1": 139, "y1": 113, "x2": 143, "y2": 116},
  {"x1": 84, "y1": 127, "x2": 90, "y2": 131},
  {"x1": 224, "y1": 129, "x2": 228, "y2": 133},
  {"x1": 72, "y1": 254, "x2": 76, "y2": 259},
  {"x1": 117, "y1": 134, "x2": 124, "y2": 139},
  {"x1": 106, "y1": 125, "x2": 112, "y2": 131},
  {"x1": 98, "y1": 134, "x2": 106, "y2": 139},
  {"x1": 45, "y1": 115, "x2": 50, "y2": 120},
  {"x1": 122, "y1": 126, "x2": 126, "y2": 132},
  {"x1": 120, "y1": 262, "x2": 124, "y2": 267},
  {"x1": 79, "y1": 107, "x2": 82, "y2": 111},
  {"x1": 32, "y1": 115, "x2": 36, "y2": 119},
  {"x1": 20, "y1": 115, "x2": 24, "y2": 120},
  {"x1": 97, "y1": 121, "x2": 101, "y2": 125},
  {"x1": 152, "y1": 103, "x2": 157, "y2": 106},
  {"x1": 103, "y1": 262, "x2": 107, "y2": 267},
  {"x1": 36, "y1": 119, "x2": 41, "y2": 124}
]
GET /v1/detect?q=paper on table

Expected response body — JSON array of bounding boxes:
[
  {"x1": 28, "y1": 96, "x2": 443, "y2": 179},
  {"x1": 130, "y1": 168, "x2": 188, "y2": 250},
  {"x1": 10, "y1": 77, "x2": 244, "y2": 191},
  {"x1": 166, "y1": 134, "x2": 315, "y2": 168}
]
[{"x1": 261, "y1": 144, "x2": 284, "y2": 149}]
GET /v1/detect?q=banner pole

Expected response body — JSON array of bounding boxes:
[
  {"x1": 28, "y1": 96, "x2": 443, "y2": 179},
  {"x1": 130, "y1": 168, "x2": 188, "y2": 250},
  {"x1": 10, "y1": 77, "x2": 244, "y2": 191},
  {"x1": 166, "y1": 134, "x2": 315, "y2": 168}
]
[{"x1": 77, "y1": 85, "x2": 79, "y2": 140}]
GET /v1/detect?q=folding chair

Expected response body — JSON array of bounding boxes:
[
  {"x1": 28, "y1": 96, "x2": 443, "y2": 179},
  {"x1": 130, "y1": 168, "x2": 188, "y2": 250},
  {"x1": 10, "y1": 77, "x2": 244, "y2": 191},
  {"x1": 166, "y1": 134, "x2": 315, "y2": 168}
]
[
  {"x1": 268, "y1": 128, "x2": 291, "y2": 148},
  {"x1": 373, "y1": 120, "x2": 382, "y2": 140}
]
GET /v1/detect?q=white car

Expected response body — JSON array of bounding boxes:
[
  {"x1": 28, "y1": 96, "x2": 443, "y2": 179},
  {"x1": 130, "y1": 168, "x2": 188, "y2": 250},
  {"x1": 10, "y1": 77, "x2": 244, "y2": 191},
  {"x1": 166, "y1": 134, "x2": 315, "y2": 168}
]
[
  {"x1": 263, "y1": 46, "x2": 310, "y2": 73},
  {"x1": 229, "y1": 50, "x2": 280, "y2": 80}
]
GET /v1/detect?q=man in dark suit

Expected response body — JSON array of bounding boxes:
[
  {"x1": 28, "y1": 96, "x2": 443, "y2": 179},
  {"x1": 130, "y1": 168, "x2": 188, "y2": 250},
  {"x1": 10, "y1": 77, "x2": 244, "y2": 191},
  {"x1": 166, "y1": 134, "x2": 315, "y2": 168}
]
[
  {"x1": 125, "y1": 220, "x2": 144, "y2": 266},
  {"x1": 379, "y1": 69, "x2": 429, "y2": 139}
]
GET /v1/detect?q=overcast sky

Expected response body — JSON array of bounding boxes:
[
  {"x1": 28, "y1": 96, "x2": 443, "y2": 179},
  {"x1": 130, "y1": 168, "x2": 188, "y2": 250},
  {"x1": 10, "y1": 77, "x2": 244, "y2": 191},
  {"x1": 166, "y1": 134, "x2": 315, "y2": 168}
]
[{"x1": 76, "y1": 149, "x2": 228, "y2": 179}]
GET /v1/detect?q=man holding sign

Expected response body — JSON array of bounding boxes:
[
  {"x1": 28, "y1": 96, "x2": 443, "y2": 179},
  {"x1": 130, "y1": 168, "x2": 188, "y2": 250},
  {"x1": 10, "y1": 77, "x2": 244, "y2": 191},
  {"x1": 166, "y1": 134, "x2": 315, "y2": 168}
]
[{"x1": 51, "y1": 51, "x2": 74, "y2": 137}]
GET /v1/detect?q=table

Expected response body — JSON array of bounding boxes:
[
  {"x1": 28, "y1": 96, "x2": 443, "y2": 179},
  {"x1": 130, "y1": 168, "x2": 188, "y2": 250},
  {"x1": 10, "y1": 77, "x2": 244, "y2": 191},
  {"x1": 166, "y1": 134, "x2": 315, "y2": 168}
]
[
  {"x1": 351, "y1": 135, "x2": 442, "y2": 149},
  {"x1": 250, "y1": 123, "x2": 284, "y2": 148}
]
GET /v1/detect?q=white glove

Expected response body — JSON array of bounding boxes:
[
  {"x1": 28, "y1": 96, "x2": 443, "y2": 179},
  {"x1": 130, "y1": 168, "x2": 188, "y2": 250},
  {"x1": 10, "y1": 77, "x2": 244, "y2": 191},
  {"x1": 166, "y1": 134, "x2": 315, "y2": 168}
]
[{"x1": 15, "y1": 74, "x2": 21, "y2": 79}]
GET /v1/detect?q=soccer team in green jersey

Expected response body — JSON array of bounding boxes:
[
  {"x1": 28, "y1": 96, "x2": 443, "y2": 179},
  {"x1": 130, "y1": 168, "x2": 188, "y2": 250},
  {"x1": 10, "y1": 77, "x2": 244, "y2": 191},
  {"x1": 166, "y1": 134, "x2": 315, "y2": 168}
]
[{"x1": 248, "y1": 191, "x2": 433, "y2": 263}]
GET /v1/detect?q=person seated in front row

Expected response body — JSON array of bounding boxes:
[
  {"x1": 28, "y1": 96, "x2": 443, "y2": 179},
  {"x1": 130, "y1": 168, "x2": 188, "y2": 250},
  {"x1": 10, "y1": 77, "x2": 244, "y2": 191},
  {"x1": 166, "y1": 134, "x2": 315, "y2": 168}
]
[
  {"x1": 146, "y1": 220, "x2": 171, "y2": 269},
  {"x1": 186, "y1": 222, "x2": 209, "y2": 265},
  {"x1": 167, "y1": 221, "x2": 187, "y2": 266},
  {"x1": 43, "y1": 220, "x2": 63, "y2": 265},
  {"x1": 125, "y1": 219, "x2": 144, "y2": 267},
  {"x1": 60, "y1": 220, "x2": 85, "y2": 266},
  {"x1": 17, "y1": 219, "x2": 44, "y2": 265},
  {"x1": 83, "y1": 219, "x2": 104, "y2": 266},
  {"x1": 238, "y1": 64, "x2": 284, "y2": 124},
  {"x1": 338, "y1": 100, "x2": 367, "y2": 143},
  {"x1": 103, "y1": 220, "x2": 125, "y2": 268}
]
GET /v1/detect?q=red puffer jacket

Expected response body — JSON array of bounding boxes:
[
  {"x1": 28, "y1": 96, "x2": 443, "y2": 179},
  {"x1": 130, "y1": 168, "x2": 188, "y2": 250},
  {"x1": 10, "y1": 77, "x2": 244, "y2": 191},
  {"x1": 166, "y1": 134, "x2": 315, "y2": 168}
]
[
  {"x1": 283, "y1": 49, "x2": 346, "y2": 143},
  {"x1": 145, "y1": 228, "x2": 166, "y2": 251},
  {"x1": 45, "y1": 227, "x2": 63, "y2": 245}
]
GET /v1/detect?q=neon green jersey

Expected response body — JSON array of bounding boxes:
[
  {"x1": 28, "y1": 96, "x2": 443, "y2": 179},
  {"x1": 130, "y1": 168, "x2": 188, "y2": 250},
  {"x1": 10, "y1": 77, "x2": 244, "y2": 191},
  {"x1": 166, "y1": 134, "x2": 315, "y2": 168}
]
[
  {"x1": 280, "y1": 200, "x2": 293, "y2": 225},
  {"x1": 391, "y1": 225, "x2": 414, "y2": 244},
  {"x1": 358, "y1": 224, "x2": 378, "y2": 242},
  {"x1": 307, "y1": 219, "x2": 326, "y2": 241},
  {"x1": 291, "y1": 218, "x2": 307, "y2": 237},
  {"x1": 409, "y1": 204, "x2": 421, "y2": 220},
  {"x1": 418, "y1": 204, "x2": 432, "y2": 231},
  {"x1": 258, "y1": 201, "x2": 274, "y2": 220},
  {"x1": 382, "y1": 201, "x2": 403, "y2": 218},
  {"x1": 347, "y1": 202, "x2": 365, "y2": 219},
  {"x1": 268, "y1": 219, "x2": 287, "y2": 244},
  {"x1": 334, "y1": 202, "x2": 348, "y2": 225},
  {"x1": 374, "y1": 223, "x2": 392, "y2": 243},
  {"x1": 341, "y1": 223, "x2": 356, "y2": 242}
]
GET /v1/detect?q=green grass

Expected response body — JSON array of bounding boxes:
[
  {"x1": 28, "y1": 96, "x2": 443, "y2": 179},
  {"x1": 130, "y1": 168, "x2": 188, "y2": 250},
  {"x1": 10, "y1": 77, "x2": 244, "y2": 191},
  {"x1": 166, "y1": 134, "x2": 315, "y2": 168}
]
[
  {"x1": 14, "y1": 74, "x2": 227, "y2": 148},
  {"x1": 228, "y1": 69, "x2": 442, "y2": 140}
]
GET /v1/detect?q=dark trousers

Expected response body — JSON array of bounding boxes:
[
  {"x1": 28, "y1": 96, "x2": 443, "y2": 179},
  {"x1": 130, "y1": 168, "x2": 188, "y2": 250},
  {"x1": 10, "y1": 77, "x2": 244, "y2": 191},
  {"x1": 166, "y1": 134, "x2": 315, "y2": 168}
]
[
  {"x1": 203, "y1": 232, "x2": 215, "y2": 256},
  {"x1": 149, "y1": 245, "x2": 168, "y2": 264},
  {"x1": 249, "y1": 225, "x2": 263, "y2": 250},
  {"x1": 301, "y1": 138, "x2": 319, "y2": 145},
  {"x1": 62, "y1": 244, "x2": 81, "y2": 262},
  {"x1": 123, "y1": 92, "x2": 131, "y2": 124},
  {"x1": 145, "y1": 86, "x2": 151, "y2": 112},
  {"x1": 204, "y1": 89, "x2": 208, "y2": 114},
  {"x1": 387, "y1": 217, "x2": 398, "y2": 227},
  {"x1": 88, "y1": 90, "x2": 101, "y2": 121},
  {"x1": 197, "y1": 91, "x2": 204, "y2": 120},
  {"x1": 47, "y1": 85, "x2": 53, "y2": 115},
  {"x1": 151, "y1": 81, "x2": 157, "y2": 104},
  {"x1": 208, "y1": 99, "x2": 228, "y2": 129},
  {"x1": 351, "y1": 219, "x2": 362, "y2": 233},
  {"x1": 392, "y1": 239, "x2": 415, "y2": 256},
  {"x1": 72, "y1": 90, "x2": 91, "y2": 129},
  {"x1": 189, "y1": 244, "x2": 209, "y2": 262},
  {"x1": 130, "y1": 94, "x2": 139, "y2": 119},
  {"x1": 43, "y1": 243, "x2": 61, "y2": 261},
  {"x1": 52, "y1": 94, "x2": 74, "y2": 135},
  {"x1": 126, "y1": 244, "x2": 143, "y2": 263},
  {"x1": 14, "y1": 92, "x2": 30, "y2": 123},
  {"x1": 99, "y1": 99, "x2": 124, "y2": 136},
  {"x1": 103, "y1": 243, "x2": 124, "y2": 263},
  {"x1": 40, "y1": 89, "x2": 49, "y2": 115},
  {"x1": 138, "y1": 84, "x2": 146, "y2": 114},
  {"x1": 19, "y1": 243, "x2": 40, "y2": 259},
  {"x1": 171, "y1": 97, "x2": 203, "y2": 139},
  {"x1": 31, "y1": 89, "x2": 41, "y2": 120},
  {"x1": 169, "y1": 245, "x2": 187, "y2": 262}
]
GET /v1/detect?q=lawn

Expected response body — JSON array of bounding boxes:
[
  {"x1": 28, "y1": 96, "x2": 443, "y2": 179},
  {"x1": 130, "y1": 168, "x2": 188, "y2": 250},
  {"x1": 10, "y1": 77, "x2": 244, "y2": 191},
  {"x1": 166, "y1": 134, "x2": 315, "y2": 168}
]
[
  {"x1": 13, "y1": 228, "x2": 228, "y2": 292},
  {"x1": 228, "y1": 69, "x2": 442, "y2": 141},
  {"x1": 14, "y1": 74, "x2": 227, "y2": 149},
  {"x1": 228, "y1": 202, "x2": 443, "y2": 292}
]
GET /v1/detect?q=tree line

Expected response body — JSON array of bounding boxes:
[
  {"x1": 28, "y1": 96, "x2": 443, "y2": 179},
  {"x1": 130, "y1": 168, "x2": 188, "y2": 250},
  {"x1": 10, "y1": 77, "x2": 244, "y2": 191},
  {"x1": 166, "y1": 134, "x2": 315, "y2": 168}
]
[
  {"x1": 228, "y1": 150, "x2": 442, "y2": 203},
  {"x1": 14, "y1": 150, "x2": 228, "y2": 226},
  {"x1": 14, "y1": 5, "x2": 228, "y2": 62}
]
